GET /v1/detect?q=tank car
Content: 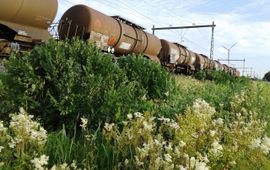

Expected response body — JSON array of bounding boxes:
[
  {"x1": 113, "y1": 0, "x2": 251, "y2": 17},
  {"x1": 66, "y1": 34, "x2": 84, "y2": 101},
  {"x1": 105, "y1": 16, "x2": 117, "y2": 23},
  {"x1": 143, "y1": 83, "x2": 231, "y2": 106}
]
[
  {"x1": 58, "y1": 5, "x2": 161, "y2": 62},
  {"x1": 173, "y1": 43, "x2": 196, "y2": 74},
  {"x1": 158, "y1": 39, "x2": 181, "y2": 70},
  {"x1": 222, "y1": 64, "x2": 230, "y2": 73},
  {"x1": 194, "y1": 54, "x2": 207, "y2": 71},
  {"x1": 0, "y1": 0, "x2": 58, "y2": 56},
  {"x1": 58, "y1": 4, "x2": 240, "y2": 77},
  {"x1": 213, "y1": 60, "x2": 223, "y2": 71},
  {"x1": 199, "y1": 54, "x2": 211, "y2": 69}
]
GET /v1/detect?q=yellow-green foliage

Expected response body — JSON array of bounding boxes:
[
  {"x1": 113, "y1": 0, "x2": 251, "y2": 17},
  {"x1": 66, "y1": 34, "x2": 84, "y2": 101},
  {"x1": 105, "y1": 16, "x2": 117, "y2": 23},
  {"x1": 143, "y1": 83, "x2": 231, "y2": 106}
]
[{"x1": 103, "y1": 97, "x2": 270, "y2": 170}]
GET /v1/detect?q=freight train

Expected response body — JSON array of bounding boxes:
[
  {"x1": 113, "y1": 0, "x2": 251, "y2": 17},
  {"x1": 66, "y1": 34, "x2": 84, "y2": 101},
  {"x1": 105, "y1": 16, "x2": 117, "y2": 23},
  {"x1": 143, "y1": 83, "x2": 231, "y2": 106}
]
[{"x1": 0, "y1": 0, "x2": 240, "y2": 76}]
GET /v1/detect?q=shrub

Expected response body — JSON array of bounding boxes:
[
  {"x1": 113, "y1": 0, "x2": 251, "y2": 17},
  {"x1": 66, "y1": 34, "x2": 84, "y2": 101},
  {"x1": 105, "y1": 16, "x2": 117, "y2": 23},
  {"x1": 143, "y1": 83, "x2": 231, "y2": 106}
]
[
  {"x1": 1, "y1": 39, "x2": 177, "y2": 131},
  {"x1": 2, "y1": 39, "x2": 134, "y2": 130},
  {"x1": 263, "y1": 71, "x2": 270, "y2": 82},
  {"x1": 194, "y1": 69, "x2": 249, "y2": 85},
  {"x1": 117, "y1": 55, "x2": 174, "y2": 100}
]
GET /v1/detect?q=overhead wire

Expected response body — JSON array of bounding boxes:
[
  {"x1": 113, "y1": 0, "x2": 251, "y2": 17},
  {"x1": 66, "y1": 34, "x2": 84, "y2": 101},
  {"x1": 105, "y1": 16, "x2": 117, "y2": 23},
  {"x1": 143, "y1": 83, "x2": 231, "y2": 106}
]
[
  {"x1": 139, "y1": 0, "x2": 213, "y2": 53},
  {"x1": 60, "y1": 0, "x2": 212, "y2": 54}
]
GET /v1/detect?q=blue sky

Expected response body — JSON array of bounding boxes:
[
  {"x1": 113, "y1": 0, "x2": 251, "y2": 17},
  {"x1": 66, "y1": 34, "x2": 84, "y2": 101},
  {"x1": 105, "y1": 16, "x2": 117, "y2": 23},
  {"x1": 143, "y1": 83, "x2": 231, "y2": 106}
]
[{"x1": 57, "y1": 0, "x2": 270, "y2": 78}]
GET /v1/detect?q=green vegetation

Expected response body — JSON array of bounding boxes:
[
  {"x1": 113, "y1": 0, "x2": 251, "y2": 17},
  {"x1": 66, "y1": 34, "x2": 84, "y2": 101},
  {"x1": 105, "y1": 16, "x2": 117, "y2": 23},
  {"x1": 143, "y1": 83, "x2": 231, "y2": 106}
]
[
  {"x1": 263, "y1": 71, "x2": 270, "y2": 82},
  {"x1": 0, "y1": 39, "x2": 270, "y2": 169}
]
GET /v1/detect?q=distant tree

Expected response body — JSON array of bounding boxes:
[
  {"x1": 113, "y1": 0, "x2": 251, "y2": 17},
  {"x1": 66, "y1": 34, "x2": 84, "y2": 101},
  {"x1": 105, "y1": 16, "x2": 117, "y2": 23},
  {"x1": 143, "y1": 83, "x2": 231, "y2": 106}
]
[{"x1": 263, "y1": 71, "x2": 270, "y2": 81}]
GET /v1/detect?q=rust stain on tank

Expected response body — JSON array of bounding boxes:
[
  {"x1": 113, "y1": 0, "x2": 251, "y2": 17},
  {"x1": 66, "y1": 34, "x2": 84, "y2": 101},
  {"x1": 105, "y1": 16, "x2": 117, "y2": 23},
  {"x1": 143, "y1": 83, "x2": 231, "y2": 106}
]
[{"x1": 107, "y1": 37, "x2": 115, "y2": 46}]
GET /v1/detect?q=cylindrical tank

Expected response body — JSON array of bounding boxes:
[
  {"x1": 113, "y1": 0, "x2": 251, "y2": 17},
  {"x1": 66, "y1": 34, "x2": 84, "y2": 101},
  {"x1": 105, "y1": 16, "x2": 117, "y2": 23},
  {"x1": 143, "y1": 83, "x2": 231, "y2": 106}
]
[
  {"x1": 186, "y1": 50, "x2": 197, "y2": 70},
  {"x1": 209, "y1": 60, "x2": 216, "y2": 70},
  {"x1": 214, "y1": 60, "x2": 222, "y2": 71},
  {"x1": 235, "y1": 70, "x2": 240, "y2": 77},
  {"x1": 0, "y1": 0, "x2": 58, "y2": 40},
  {"x1": 0, "y1": 0, "x2": 58, "y2": 29},
  {"x1": 174, "y1": 43, "x2": 196, "y2": 69},
  {"x1": 174, "y1": 43, "x2": 187, "y2": 65},
  {"x1": 58, "y1": 5, "x2": 161, "y2": 61},
  {"x1": 200, "y1": 54, "x2": 210, "y2": 69},
  {"x1": 158, "y1": 39, "x2": 180, "y2": 65},
  {"x1": 194, "y1": 54, "x2": 205, "y2": 70},
  {"x1": 222, "y1": 64, "x2": 229, "y2": 73}
]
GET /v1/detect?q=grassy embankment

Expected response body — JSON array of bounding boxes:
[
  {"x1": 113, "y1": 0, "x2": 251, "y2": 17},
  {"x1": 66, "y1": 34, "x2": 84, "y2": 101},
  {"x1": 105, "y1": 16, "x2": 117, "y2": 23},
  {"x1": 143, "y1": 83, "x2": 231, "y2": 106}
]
[{"x1": 0, "y1": 39, "x2": 270, "y2": 169}]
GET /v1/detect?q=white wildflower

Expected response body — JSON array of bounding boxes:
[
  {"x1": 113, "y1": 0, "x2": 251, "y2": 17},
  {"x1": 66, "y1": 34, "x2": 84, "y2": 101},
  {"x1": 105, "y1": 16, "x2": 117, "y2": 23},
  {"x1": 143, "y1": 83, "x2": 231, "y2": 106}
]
[
  {"x1": 8, "y1": 138, "x2": 16, "y2": 149},
  {"x1": 192, "y1": 133, "x2": 199, "y2": 139},
  {"x1": 195, "y1": 161, "x2": 209, "y2": 170},
  {"x1": 71, "y1": 160, "x2": 77, "y2": 169},
  {"x1": 137, "y1": 146, "x2": 148, "y2": 158},
  {"x1": 164, "y1": 91, "x2": 169, "y2": 97},
  {"x1": 229, "y1": 161, "x2": 236, "y2": 166},
  {"x1": 124, "y1": 159, "x2": 129, "y2": 166},
  {"x1": 0, "y1": 146, "x2": 4, "y2": 153},
  {"x1": 158, "y1": 116, "x2": 171, "y2": 123},
  {"x1": 183, "y1": 153, "x2": 189, "y2": 160},
  {"x1": 19, "y1": 107, "x2": 26, "y2": 114},
  {"x1": 135, "y1": 156, "x2": 144, "y2": 166},
  {"x1": 9, "y1": 108, "x2": 47, "y2": 145},
  {"x1": 203, "y1": 156, "x2": 209, "y2": 164},
  {"x1": 31, "y1": 155, "x2": 49, "y2": 170},
  {"x1": 134, "y1": 112, "x2": 142, "y2": 118},
  {"x1": 141, "y1": 94, "x2": 147, "y2": 101},
  {"x1": 104, "y1": 123, "x2": 115, "y2": 131},
  {"x1": 154, "y1": 157, "x2": 161, "y2": 166},
  {"x1": 179, "y1": 165, "x2": 187, "y2": 170},
  {"x1": 50, "y1": 165, "x2": 56, "y2": 170},
  {"x1": 249, "y1": 138, "x2": 261, "y2": 149},
  {"x1": 262, "y1": 136, "x2": 270, "y2": 148},
  {"x1": 122, "y1": 121, "x2": 128, "y2": 126},
  {"x1": 236, "y1": 113, "x2": 242, "y2": 118},
  {"x1": 169, "y1": 122, "x2": 180, "y2": 129},
  {"x1": 213, "y1": 118, "x2": 224, "y2": 126},
  {"x1": 142, "y1": 121, "x2": 152, "y2": 131},
  {"x1": 210, "y1": 140, "x2": 223, "y2": 157},
  {"x1": 127, "y1": 113, "x2": 133, "y2": 120},
  {"x1": 80, "y1": 117, "x2": 88, "y2": 130},
  {"x1": 0, "y1": 121, "x2": 7, "y2": 133},
  {"x1": 260, "y1": 144, "x2": 269, "y2": 155},
  {"x1": 174, "y1": 147, "x2": 180, "y2": 155},
  {"x1": 30, "y1": 127, "x2": 47, "y2": 145},
  {"x1": 60, "y1": 163, "x2": 68, "y2": 170},
  {"x1": 192, "y1": 99, "x2": 215, "y2": 116},
  {"x1": 179, "y1": 140, "x2": 186, "y2": 147},
  {"x1": 190, "y1": 157, "x2": 196, "y2": 168},
  {"x1": 165, "y1": 142, "x2": 173, "y2": 151},
  {"x1": 154, "y1": 139, "x2": 161, "y2": 146},
  {"x1": 164, "y1": 153, "x2": 172, "y2": 163},
  {"x1": 209, "y1": 130, "x2": 216, "y2": 137}
]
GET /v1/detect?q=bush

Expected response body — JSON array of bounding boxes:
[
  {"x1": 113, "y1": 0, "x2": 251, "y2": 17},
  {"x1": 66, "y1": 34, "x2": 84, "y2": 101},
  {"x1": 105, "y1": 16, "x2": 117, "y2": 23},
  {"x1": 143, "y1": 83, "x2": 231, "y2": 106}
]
[
  {"x1": 117, "y1": 55, "x2": 174, "y2": 100},
  {"x1": 1, "y1": 39, "x2": 177, "y2": 132},
  {"x1": 263, "y1": 71, "x2": 270, "y2": 82},
  {"x1": 194, "y1": 70, "x2": 249, "y2": 85}
]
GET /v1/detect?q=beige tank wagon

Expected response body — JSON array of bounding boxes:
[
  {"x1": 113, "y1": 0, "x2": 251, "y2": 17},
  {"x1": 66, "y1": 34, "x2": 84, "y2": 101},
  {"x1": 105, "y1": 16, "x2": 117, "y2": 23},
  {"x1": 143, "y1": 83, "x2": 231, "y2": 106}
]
[{"x1": 0, "y1": 0, "x2": 58, "y2": 56}]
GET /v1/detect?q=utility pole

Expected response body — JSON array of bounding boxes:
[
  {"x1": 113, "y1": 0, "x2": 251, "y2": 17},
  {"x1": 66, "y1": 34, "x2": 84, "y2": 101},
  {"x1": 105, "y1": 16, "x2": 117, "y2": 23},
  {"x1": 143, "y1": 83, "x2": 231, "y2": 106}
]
[
  {"x1": 210, "y1": 21, "x2": 215, "y2": 60},
  {"x1": 152, "y1": 22, "x2": 216, "y2": 59},
  {"x1": 218, "y1": 58, "x2": 245, "y2": 76},
  {"x1": 222, "y1": 42, "x2": 237, "y2": 66},
  {"x1": 242, "y1": 59, "x2": 245, "y2": 76}
]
